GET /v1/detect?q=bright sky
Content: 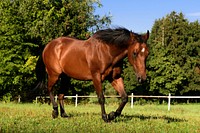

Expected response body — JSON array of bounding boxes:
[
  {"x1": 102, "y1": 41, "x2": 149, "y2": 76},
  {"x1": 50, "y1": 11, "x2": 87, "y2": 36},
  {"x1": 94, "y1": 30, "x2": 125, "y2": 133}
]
[{"x1": 96, "y1": 0, "x2": 200, "y2": 33}]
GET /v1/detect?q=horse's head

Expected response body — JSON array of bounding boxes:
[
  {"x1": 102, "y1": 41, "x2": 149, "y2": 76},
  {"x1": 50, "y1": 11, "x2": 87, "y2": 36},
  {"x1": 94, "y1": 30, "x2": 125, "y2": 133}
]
[{"x1": 128, "y1": 31, "x2": 149, "y2": 83}]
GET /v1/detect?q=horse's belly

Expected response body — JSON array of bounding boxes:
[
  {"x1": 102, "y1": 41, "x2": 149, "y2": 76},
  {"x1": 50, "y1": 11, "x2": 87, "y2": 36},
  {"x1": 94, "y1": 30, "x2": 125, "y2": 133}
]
[
  {"x1": 64, "y1": 68, "x2": 92, "y2": 80},
  {"x1": 61, "y1": 59, "x2": 92, "y2": 80}
]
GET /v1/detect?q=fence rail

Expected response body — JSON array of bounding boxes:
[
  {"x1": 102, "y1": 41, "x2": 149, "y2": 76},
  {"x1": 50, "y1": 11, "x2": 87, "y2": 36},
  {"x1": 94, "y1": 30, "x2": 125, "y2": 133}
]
[{"x1": 35, "y1": 93, "x2": 200, "y2": 111}]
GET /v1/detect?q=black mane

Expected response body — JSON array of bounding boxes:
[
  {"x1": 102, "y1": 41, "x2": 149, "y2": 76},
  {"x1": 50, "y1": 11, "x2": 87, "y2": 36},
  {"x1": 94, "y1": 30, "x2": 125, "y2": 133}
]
[{"x1": 93, "y1": 27, "x2": 132, "y2": 47}]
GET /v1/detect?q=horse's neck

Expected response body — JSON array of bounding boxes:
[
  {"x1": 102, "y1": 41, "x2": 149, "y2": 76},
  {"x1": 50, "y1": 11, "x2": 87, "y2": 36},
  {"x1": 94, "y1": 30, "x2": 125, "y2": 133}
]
[
  {"x1": 86, "y1": 37, "x2": 128, "y2": 64},
  {"x1": 111, "y1": 49, "x2": 128, "y2": 66}
]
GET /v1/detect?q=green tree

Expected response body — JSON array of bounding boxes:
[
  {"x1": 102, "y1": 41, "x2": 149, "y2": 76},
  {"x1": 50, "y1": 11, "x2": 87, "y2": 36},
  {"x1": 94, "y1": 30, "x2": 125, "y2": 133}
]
[
  {"x1": 0, "y1": 0, "x2": 111, "y2": 101},
  {"x1": 148, "y1": 11, "x2": 200, "y2": 96}
]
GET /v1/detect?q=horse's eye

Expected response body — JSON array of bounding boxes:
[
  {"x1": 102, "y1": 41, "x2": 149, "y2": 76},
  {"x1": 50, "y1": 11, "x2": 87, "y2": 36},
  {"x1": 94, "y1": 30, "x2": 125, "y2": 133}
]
[{"x1": 132, "y1": 52, "x2": 137, "y2": 58}]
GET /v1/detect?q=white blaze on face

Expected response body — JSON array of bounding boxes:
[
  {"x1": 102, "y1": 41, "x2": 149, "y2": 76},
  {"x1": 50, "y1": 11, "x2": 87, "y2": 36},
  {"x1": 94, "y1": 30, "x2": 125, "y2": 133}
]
[{"x1": 141, "y1": 47, "x2": 145, "y2": 53}]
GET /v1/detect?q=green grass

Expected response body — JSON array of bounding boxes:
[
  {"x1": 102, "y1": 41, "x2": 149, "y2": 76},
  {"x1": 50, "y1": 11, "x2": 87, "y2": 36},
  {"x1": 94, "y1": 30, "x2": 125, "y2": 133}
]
[{"x1": 0, "y1": 103, "x2": 200, "y2": 133}]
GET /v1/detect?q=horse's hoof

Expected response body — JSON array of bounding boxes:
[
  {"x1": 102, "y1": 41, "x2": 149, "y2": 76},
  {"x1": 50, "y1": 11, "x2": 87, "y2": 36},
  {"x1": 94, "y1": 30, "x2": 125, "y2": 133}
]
[
  {"x1": 103, "y1": 118, "x2": 111, "y2": 123},
  {"x1": 61, "y1": 113, "x2": 69, "y2": 118},
  {"x1": 108, "y1": 111, "x2": 116, "y2": 120},
  {"x1": 52, "y1": 110, "x2": 59, "y2": 119},
  {"x1": 102, "y1": 114, "x2": 110, "y2": 122}
]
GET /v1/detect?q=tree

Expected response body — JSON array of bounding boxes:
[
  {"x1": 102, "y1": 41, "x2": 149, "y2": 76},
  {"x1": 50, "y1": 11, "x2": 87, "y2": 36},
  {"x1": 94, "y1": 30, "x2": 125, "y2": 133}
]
[
  {"x1": 148, "y1": 11, "x2": 200, "y2": 96},
  {"x1": 0, "y1": 0, "x2": 111, "y2": 101}
]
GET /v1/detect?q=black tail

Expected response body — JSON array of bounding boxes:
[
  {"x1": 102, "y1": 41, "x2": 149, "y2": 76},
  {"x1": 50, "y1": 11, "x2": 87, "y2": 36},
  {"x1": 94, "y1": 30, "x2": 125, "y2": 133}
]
[{"x1": 33, "y1": 55, "x2": 46, "y2": 91}]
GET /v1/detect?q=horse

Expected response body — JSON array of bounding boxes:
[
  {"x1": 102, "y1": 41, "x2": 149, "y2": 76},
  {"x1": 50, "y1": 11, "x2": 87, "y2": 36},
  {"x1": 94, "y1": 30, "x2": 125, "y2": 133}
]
[{"x1": 34, "y1": 27, "x2": 149, "y2": 122}]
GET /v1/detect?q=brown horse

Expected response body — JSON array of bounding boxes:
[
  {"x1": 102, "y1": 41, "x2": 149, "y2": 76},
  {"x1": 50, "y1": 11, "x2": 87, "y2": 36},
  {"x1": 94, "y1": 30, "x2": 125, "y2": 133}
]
[{"x1": 35, "y1": 27, "x2": 149, "y2": 122}]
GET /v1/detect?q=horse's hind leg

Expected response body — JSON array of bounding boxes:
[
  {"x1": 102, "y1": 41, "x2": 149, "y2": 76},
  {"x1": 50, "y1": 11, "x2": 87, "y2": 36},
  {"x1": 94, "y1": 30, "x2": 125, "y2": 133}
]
[
  {"x1": 47, "y1": 74, "x2": 60, "y2": 119},
  {"x1": 58, "y1": 74, "x2": 70, "y2": 118}
]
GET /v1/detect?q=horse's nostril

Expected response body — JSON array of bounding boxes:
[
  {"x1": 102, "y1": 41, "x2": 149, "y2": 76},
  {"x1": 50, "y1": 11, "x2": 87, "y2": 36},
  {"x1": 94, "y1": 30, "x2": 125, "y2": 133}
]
[
  {"x1": 138, "y1": 77, "x2": 142, "y2": 83},
  {"x1": 137, "y1": 76, "x2": 147, "y2": 83}
]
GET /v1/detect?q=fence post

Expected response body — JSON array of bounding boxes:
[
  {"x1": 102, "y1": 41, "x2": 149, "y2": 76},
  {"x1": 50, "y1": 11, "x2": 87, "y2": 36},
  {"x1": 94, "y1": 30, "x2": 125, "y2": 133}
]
[
  {"x1": 36, "y1": 97, "x2": 38, "y2": 104},
  {"x1": 55, "y1": 95, "x2": 58, "y2": 103},
  {"x1": 75, "y1": 94, "x2": 78, "y2": 107},
  {"x1": 168, "y1": 93, "x2": 171, "y2": 111},
  {"x1": 131, "y1": 93, "x2": 134, "y2": 108},
  {"x1": 18, "y1": 95, "x2": 21, "y2": 103}
]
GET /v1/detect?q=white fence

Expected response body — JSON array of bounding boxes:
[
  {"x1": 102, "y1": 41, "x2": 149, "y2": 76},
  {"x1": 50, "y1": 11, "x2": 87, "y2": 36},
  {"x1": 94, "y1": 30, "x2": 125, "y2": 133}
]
[{"x1": 35, "y1": 93, "x2": 200, "y2": 111}]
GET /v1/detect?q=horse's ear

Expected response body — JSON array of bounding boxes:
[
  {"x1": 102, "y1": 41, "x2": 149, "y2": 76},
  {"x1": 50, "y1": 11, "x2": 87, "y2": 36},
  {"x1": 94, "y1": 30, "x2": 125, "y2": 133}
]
[
  {"x1": 142, "y1": 30, "x2": 149, "y2": 42},
  {"x1": 146, "y1": 30, "x2": 149, "y2": 40}
]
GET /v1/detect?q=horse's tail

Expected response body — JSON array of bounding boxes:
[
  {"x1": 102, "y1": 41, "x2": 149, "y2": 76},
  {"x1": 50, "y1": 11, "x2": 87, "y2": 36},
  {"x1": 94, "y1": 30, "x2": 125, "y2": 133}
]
[{"x1": 33, "y1": 55, "x2": 46, "y2": 91}]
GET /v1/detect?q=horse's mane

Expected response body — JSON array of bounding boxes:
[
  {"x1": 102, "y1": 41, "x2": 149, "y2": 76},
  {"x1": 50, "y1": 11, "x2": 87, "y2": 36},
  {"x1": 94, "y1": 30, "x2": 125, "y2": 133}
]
[{"x1": 93, "y1": 27, "x2": 132, "y2": 47}]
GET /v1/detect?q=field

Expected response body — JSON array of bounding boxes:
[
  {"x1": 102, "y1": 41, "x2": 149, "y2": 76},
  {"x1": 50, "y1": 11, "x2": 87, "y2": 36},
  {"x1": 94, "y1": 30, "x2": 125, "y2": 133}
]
[{"x1": 0, "y1": 103, "x2": 200, "y2": 133}]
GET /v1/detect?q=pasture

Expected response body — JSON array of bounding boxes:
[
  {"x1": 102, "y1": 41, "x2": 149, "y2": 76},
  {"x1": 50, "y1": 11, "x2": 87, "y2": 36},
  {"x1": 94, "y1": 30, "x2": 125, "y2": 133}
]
[{"x1": 0, "y1": 103, "x2": 199, "y2": 133}]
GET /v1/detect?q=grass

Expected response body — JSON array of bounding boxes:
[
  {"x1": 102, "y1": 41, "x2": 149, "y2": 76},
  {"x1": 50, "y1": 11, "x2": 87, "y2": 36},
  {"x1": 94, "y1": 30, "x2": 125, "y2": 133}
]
[{"x1": 0, "y1": 103, "x2": 200, "y2": 133}]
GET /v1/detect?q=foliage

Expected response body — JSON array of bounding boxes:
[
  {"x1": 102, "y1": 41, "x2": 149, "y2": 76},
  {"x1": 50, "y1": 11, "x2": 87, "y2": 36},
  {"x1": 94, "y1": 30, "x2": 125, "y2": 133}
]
[
  {"x1": 147, "y1": 11, "x2": 200, "y2": 95},
  {"x1": 0, "y1": 0, "x2": 111, "y2": 100}
]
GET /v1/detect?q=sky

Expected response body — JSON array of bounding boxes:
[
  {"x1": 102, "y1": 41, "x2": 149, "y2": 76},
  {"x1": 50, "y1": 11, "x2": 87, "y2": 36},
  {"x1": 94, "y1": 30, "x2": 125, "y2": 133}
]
[{"x1": 95, "y1": 0, "x2": 200, "y2": 33}]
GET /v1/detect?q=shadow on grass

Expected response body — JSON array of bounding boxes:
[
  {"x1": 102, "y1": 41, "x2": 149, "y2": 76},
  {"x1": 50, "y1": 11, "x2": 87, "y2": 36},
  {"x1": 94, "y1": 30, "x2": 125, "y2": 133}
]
[
  {"x1": 66, "y1": 112, "x2": 187, "y2": 123},
  {"x1": 114, "y1": 114, "x2": 187, "y2": 123}
]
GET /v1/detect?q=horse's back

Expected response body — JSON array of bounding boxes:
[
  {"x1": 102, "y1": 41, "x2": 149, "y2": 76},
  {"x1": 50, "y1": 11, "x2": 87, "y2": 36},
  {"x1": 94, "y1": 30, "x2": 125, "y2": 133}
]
[{"x1": 43, "y1": 37, "x2": 93, "y2": 80}]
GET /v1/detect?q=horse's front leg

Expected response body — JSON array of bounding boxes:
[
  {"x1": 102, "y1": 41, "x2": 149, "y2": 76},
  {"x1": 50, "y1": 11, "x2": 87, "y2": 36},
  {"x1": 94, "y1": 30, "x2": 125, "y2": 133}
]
[
  {"x1": 108, "y1": 77, "x2": 128, "y2": 120},
  {"x1": 92, "y1": 73, "x2": 108, "y2": 122}
]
